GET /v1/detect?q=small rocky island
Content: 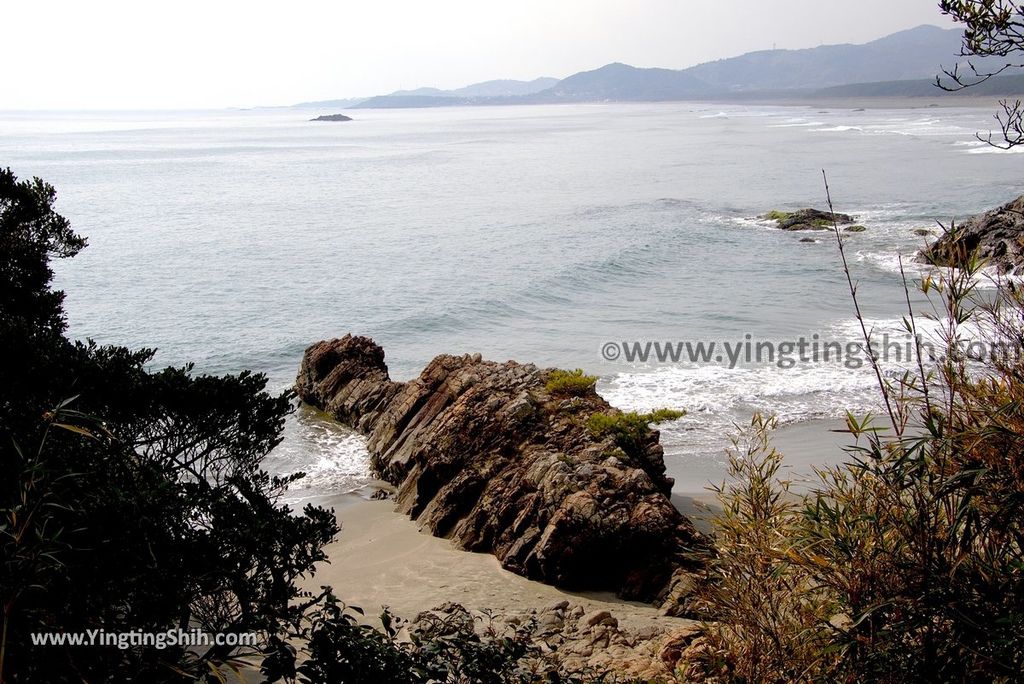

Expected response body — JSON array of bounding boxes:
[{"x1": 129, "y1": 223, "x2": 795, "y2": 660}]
[
  {"x1": 310, "y1": 113, "x2": 353, "y2": 122},
  {"x1": 296, "y1": 335, "x2": 708, "y2": 613},
  {"x1": 919, "y1": 194, "x2": 1024, "y2": 273},
  {"x1": 761, "y1": 208, "x2": 863, "y2": 231}
]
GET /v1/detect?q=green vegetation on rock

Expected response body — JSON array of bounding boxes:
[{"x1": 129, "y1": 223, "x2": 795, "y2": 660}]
[
  {"x1": 587, "y1": 408, "x2": 685, "y2": 460},
  {"x1": 545, "y1": 368, "x2": 598, "y2": 396}
]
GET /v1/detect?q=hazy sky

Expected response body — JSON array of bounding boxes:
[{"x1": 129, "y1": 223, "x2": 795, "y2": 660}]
[{"x1": 2, "y1": 0, "x2": 957, "y2": 109}]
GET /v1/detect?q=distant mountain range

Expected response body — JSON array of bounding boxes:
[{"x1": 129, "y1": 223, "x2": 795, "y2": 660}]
[
  {"x1": 297, "y1": 25, "x2": 1022, "y2": 110},
  {"x1": 681, "y1": 24, "x2": 987, "y2": 92}
]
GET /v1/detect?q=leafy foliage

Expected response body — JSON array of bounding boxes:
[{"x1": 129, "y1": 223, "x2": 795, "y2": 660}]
[{"x1": 938, "y1": 0, "x2": 1024, "y2": 147}]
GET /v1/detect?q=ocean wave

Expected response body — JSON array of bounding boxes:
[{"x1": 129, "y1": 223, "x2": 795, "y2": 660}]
[
  {"x1": 599, "y1": 355, "x2": 881, "y2": 426},
  {"x1": 809, "y1": 125, "x2": 864, "y2": 133},
  {"x1": 768, "y1": 120, "x2": 825, "y2": 128},
  {"x1": 269, "y1": 408, "x2": 373, "y2": 503},
  {"x1": 965, "y1": 144, "x2": 1024, "y2": 155},
  {"x1": 855, "y1": 248, "x2": 1024, "y2": 289},
  {"x1": 794, "y1": 115, "x2": 977, "y2": 139},
  {"x1": 855, "y1": 249, "x2": 932, "y2": 277}
]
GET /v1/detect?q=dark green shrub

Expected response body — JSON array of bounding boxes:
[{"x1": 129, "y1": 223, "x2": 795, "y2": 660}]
[{"x1": 0, "y1": 168, "x2": 339, "y2": 683}]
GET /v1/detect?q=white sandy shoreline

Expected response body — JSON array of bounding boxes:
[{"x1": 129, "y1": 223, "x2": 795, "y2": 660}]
[{"x1": 304, "y1": 495, "x2": 690, "y2": 633}]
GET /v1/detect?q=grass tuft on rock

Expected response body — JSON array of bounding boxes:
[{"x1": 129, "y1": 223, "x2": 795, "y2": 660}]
[
  {"x1": 587, "y1": 409, "x2": 685, "y2": 459},
  {"x1": 545, "y1": 368, "x2": 598, "y2": 396}
]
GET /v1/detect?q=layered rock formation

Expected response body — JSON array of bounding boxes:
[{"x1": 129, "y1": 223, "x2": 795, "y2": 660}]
[
  {"x1": 918, "y1": 194, "x2": 1024, "y2": 274},
  {"x1": 296, "y1": 335, "x2": 708, "y2": 611}
]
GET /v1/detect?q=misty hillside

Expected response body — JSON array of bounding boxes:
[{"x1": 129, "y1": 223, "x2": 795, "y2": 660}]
[
  {"x1": 810, "y1": 72, "x2": 1024, "y2": 98},
  {"x1": 453, "y1": 77, "x2": 559, "y2": 97},
  {"x1": 337, "y1": 24, "x2": 1022, "y2": 109},
  {"x1": 537, "y1": 63, "x2": 707, "y2": 101},
  {"x1": 391, "y1": 77, "x2": 558, "y2": 98},
  {"x1": 683, "y1": 25, "x2": 996, "y2": 92}
]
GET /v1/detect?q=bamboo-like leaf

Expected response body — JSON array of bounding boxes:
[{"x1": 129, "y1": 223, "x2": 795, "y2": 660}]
[{"x1": 52, "y1": 423, "x2": 98, "y2": 440}]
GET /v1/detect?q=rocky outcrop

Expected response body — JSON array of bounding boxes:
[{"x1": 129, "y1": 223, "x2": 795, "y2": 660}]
[
  {"x1": 310, "y1": 113, "x2": 353, "y2": 122},
  {"x1": 918, "y1": 194, "x2": 1024, "y2": 274},
  {"x1": 296, "y1": 335, "x2": 708, "y2": 610},
  {"x1": 762, "y1": 208, "x2": 854, "y2": 231},
  {"x1": 409, "y1": 601, "x2": 702, "y2": 682}
]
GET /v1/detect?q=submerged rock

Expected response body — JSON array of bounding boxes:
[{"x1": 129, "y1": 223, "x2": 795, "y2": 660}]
[
  {"x1": 296, "y1": 335, "x2": 708, "y2": 610},
  {"x1": 918, "y1": 194, "x2": 1024, "y2": 274},
  {"x1": 762, "y1": 208, "x2": 854, "y2": 231}
]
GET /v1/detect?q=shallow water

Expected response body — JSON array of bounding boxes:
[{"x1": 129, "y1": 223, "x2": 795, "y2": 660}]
[{"x1": 2, "y1": 102, "x2": 1019, "y2": 496}]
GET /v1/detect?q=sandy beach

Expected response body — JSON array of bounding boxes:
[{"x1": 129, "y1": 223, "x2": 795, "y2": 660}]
[
  {"x1": 305, "y1": 495, "x2": 690, "y2": 633},
  {"x1": 304, "y1": 417, "x2": 853, "y2": 628}
]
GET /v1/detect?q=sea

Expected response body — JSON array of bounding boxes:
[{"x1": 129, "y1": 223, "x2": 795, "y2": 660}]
[{"x1": 2, "y1": 102, "x2": 1020, "y2": 502}]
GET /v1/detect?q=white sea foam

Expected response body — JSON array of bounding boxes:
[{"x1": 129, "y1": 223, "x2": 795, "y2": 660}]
[
  {"x1": 599, "y1": 354, "x2": 880, "y2": 427},
  {"x1": 271, "y1": 413, "x2": 373, "y2": 503},
  {"x1": 855, "y1": 247, "x2": 1024, "y2": 289},
  {"x1": 768, "y1": 119, "x2": 825, "y2": 128},
  {"x1": 855, "y1": 249, "x2": 933, "y2": 277},
  {"x1": 810, "y1": 125, "x2": 864, "y2": 133},
  {"x1": 966, "y1": 144, "x2": 1024, "y2": 154}
]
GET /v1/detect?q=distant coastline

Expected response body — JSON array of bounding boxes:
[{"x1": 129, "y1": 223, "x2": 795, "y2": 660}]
[{"x1": 295, "y1": 25, "x2": 1023, "y2": 112}]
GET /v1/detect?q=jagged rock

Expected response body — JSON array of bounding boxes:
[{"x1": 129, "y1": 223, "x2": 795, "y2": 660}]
[
  {"x1": 762, "y1": 208, "x2": 854, "y2": 231},
  {"x1": 918, "y1": 194, "x2": 1024, "y2": 274},
  {"x1": 659, "y1": 624, "x2": 703, "y2": 671},
  {"x1": 582, "y1": 610, "x2": 618, "y2": 628},
  {"x1": 536, "y1": 611, "x2": 565, "y2": 634},
  {"x1": 296, "y1": 335, "x2": 708, "y2": 608},
  {"x1": 659, "y1": 569, "x2": 700, "y2": 617}
]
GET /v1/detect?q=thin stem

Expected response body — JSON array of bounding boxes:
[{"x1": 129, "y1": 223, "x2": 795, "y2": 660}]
[
  {"x1": 822, "y1": 170, "x2": 901, "y2": 435},
  {"x1": 899, "y1": 253, "x2": 934, "y2": 418}
]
